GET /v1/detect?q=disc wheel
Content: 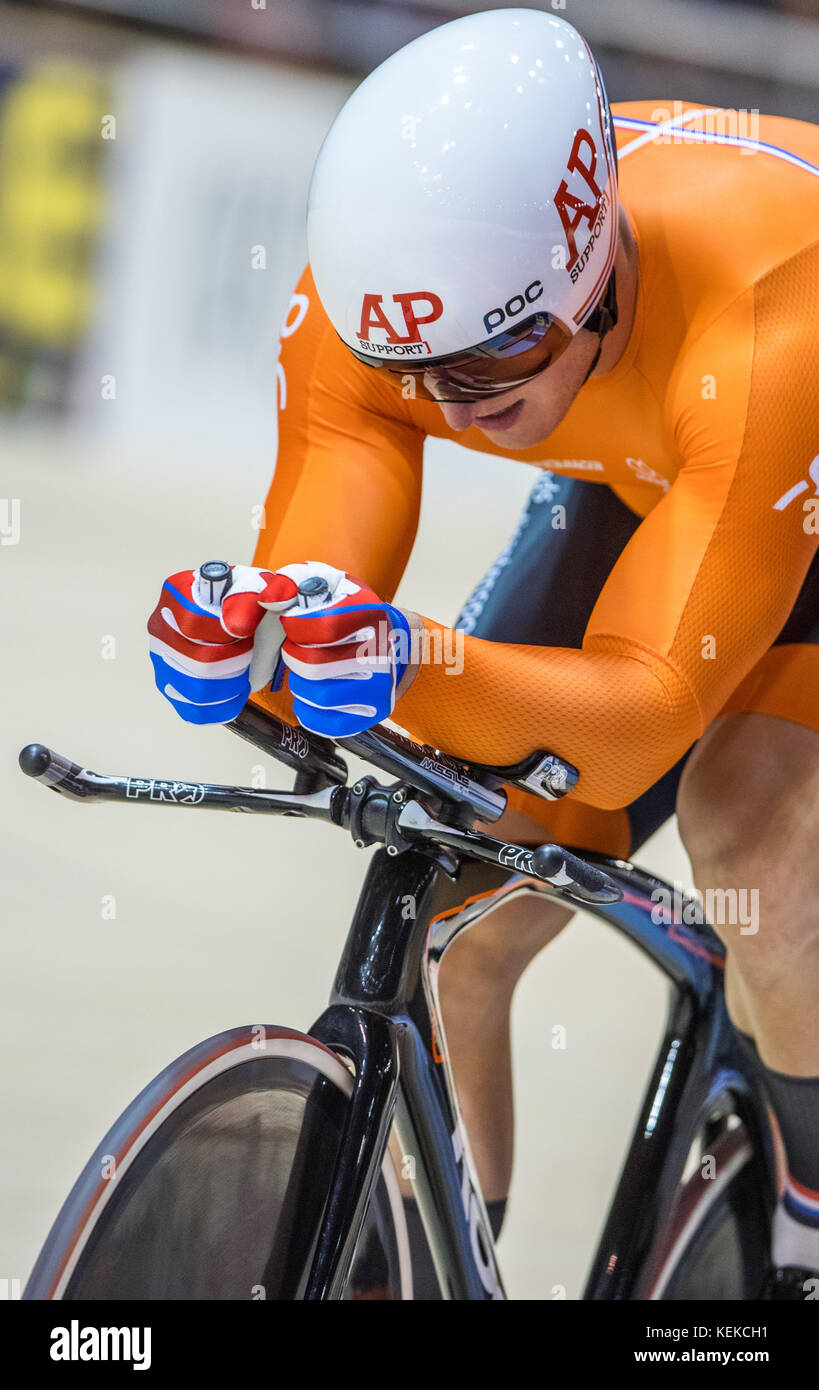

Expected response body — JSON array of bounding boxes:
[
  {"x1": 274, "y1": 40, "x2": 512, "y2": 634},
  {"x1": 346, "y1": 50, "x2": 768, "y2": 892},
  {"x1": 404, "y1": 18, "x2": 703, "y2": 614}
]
[{"x1": 24, "y1": 1027, "x2": 411, "y2": 1300}]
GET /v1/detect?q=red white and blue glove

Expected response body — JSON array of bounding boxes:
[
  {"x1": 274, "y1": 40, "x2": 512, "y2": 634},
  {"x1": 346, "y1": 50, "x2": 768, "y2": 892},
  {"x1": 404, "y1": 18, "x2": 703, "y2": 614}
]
[
  {"x1": 148, "y1": 563, "x2": 295, "y2": 725},
  {"x1": 278, "y1": 570, "x2": 411, "y2": 738},
  {"x1": 148, "y1": 561, "x2": 410, "y2": 734}
]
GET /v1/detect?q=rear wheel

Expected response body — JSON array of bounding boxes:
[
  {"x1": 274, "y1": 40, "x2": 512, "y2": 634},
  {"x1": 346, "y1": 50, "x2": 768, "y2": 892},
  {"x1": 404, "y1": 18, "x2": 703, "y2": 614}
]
[
  {"x1": 648, "y1": 1125, "x2": 771, "y2": 1300},
  {"x1": 24, "y1": 1027, "x2": 410, "y2": 1301}
]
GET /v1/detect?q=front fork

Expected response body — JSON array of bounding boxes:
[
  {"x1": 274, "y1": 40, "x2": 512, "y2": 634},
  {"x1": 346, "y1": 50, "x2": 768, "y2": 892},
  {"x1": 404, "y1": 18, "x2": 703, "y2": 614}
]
[
  {"x1": 308, "y1": 1003, "x2": 503, "y2": 1300},
  {"x1": 305, "y1": 1005, "x2": 399, "y2": 1299}
]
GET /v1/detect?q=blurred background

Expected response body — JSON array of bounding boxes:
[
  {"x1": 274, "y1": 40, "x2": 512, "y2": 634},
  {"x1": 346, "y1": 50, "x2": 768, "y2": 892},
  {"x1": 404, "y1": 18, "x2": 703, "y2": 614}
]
[{"x1": 2, "y1": 0, "x2": 817, "y2": 1300}]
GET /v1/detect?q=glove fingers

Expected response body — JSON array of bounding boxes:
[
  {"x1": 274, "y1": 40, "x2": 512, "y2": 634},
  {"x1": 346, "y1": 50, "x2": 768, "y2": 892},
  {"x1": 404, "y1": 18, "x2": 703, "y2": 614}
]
[
  {"x1": 220, "y1": 570, "x2": 298, "y2": 637},
  {"x1": 155, "y1": 574, "x2": 237, "y2": 644},
  {"x1": 282, "y1": 638, "x2": 391, "y2": 680},
  {"x1": 164, "y1": 689, "x2": 250, "y2": 725},
  {"x1": 150, "y1": 653, "x2": 250, "y2": 708},
  {"x1": 291, "y1": 699, "x2": 382, "y2": 739},
  {"x1": 221, "y1": 590, "x2": 269, "y2": 639},
  {"x1": 148, "y1": 612, "x2": 253, "y2": 667},
  {"x1": 287, "y1": 671, "x2": 397, "y2": 734},
  {"x1": 281, "y1": 602, "x2": 393, "y2": 647}
]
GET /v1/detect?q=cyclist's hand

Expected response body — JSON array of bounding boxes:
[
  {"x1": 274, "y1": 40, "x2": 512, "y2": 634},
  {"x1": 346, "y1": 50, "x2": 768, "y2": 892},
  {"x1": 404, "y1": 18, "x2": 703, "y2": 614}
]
[
  {"x1": 148, "y1": 564, "x2": 304, "y2": 724},
  {"x1": 280, "y1": 571, "x2": 411, "y2": 738}
]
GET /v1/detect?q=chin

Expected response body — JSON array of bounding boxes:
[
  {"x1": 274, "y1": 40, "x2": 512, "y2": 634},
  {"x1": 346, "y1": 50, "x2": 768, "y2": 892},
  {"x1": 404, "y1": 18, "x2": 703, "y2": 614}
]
[{"x1": 480, "y1": 418, "x2": 542, "y2": 448}]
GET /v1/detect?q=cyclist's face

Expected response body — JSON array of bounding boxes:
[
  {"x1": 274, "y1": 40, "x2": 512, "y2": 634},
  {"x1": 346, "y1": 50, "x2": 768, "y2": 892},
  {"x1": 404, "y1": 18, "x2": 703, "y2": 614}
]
[{"x1": 432, "y1": 327, "x2": 600, "y2": 447}]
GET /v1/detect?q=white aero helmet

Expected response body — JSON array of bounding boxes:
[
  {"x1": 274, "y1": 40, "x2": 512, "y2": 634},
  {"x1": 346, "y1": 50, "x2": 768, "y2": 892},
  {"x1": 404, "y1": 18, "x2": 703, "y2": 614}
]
[{"x1": 306, "y1": 8, "x2": 619, "y2": 401}]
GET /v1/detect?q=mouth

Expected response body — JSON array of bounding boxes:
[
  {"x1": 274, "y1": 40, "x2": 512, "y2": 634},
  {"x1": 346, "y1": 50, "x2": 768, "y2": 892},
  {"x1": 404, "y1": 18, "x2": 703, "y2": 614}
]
[{"x1": 473, "y1": 399, "x2": 524, "y2": 432}]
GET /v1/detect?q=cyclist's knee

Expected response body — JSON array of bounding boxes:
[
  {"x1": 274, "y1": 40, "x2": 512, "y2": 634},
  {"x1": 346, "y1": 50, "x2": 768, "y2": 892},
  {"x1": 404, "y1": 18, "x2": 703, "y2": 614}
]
[
  {"x1": 680, "y1": 718, "x2": 777, "y2": 869},
  {"x1": 679, "y1": 715, "x2": 815, "y2": 866}
]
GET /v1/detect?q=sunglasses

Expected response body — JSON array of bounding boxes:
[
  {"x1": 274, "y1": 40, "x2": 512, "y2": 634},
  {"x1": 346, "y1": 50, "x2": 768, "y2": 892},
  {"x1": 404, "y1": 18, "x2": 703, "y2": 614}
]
[{"x1": 346, "y1": 311, "x2": 573, "y2": 403}]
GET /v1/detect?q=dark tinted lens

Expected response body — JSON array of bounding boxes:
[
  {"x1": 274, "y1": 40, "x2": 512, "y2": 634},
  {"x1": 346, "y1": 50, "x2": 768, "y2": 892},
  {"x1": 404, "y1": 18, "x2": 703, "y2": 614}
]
[
  {"x1": 420, "y1": 320, "x2": 571, "y2": 401},
  {"x1": 347, "y1": 315, "x2": 572, "y2": 402}
]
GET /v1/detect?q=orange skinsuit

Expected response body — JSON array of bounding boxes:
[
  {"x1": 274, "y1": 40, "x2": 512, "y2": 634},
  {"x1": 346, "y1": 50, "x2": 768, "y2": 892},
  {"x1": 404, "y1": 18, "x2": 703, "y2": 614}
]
[{"x1": 252, "y1": 103, "x2": 819, "y2": 852}]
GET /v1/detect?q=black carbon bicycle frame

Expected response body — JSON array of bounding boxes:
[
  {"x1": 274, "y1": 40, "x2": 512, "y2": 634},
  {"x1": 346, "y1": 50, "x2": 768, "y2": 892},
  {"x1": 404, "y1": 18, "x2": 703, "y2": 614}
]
[
  {"x1": 18, "y1": 708, "x2": 779, "y2": 1301},
  {"x1": 306, "y1": 846, "x2": 778, "y2": 1300}
]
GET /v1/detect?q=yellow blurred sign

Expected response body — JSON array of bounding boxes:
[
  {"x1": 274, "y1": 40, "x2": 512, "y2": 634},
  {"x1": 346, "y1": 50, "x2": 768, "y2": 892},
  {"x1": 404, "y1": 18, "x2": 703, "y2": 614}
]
[{"x1": 0, "y1": 61, "x2": 109, "y2": 405}]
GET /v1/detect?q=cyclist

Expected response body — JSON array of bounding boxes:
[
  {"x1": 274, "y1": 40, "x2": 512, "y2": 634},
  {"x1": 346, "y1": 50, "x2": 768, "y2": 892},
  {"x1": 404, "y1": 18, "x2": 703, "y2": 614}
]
[{"x1": 149, "y1": 10, "x2": 819, "y2": 1298}]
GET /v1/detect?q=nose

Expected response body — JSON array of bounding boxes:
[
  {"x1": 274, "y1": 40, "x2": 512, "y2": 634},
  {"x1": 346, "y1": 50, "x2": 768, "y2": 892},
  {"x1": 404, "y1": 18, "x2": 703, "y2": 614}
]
[{"x1": 424, "y1": 375, "x2": 475, "y2": 431}]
